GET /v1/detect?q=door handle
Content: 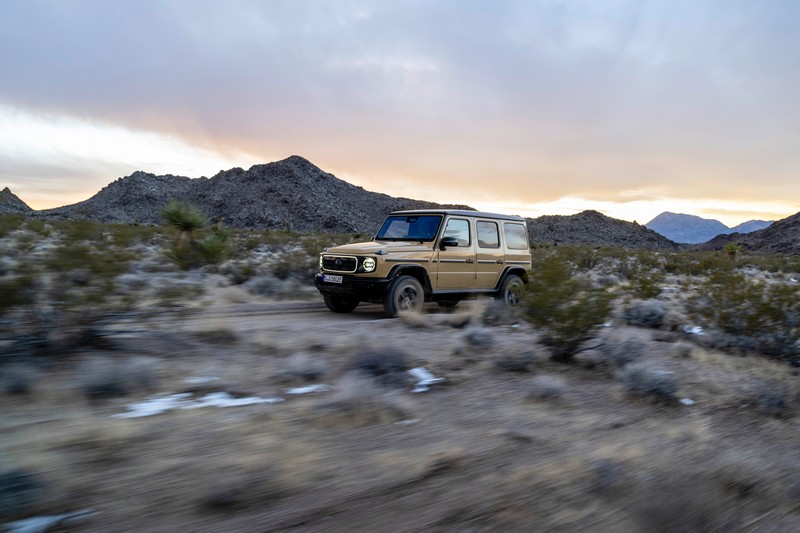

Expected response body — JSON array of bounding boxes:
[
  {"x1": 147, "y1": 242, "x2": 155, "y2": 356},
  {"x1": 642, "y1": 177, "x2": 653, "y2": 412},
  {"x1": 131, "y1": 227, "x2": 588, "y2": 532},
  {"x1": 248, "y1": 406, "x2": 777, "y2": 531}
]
[
  {"x1": 466, "y1": 258, "x2": 474, "y2": 263},
  {"x1": 496, "y1": 259, "x2": 504, "y2": 264}
]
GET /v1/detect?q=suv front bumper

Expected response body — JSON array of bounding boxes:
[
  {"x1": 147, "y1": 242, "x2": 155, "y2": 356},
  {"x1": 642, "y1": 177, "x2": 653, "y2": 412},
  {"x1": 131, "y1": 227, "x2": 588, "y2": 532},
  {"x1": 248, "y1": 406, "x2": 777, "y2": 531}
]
[{"x1": 314, "y1": 273, "x2": 392, "y2": 303}]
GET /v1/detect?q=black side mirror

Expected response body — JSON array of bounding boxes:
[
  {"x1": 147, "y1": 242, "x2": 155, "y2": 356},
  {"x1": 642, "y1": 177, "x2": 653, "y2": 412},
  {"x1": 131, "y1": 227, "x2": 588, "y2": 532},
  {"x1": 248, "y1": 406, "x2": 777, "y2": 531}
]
[{"x1": 440, "y1": 236, "x2": 459, "y2": 250}]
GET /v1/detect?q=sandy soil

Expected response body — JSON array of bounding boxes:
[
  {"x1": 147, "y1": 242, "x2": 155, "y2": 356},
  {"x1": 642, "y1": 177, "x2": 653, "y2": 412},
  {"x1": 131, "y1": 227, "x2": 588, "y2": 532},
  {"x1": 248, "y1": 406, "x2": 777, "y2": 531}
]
[{"x1": 3, "y1": 293, "x2": 800, "y2": 532}]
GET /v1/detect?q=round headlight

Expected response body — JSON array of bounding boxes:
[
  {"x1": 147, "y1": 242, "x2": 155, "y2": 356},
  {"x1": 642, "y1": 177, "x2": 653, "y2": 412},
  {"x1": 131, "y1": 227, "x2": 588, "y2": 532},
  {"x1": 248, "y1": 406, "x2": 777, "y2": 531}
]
[{"x1": 362, "y1": 257, "x2": 376, "y2": 272}]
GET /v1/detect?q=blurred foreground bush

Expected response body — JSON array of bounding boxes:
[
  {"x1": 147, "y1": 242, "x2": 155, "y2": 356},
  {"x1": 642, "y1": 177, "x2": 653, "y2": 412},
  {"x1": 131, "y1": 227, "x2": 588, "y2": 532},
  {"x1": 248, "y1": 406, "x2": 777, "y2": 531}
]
[{"x1": 522, "y1": 254, "x2": 614, "y2": 362}]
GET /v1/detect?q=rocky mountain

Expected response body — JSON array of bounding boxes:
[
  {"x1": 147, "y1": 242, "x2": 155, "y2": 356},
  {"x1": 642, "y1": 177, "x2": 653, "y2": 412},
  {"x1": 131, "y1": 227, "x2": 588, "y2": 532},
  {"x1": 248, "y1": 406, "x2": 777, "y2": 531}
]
[
  {"x1": 37, "y1": 156, "x2": 472, "y2": 234},
  {"x1": 646, "y1": 211, "x2": 772, "y2": 244},
  {"x1": 528, "y1": 210, "x2": 681, "y2": 251},
  {"x1": 698, "y1": 211, "x2": 800, "y2": 254},
  {"x1": 0, "y1": 187, "x2": 32, "y2": 214},
  {"x1": 12, "y1": 157, "x2": 684, "y2": 250},
  {"x1": 730, "y1": 219, "x2": 773, "y2": 234}
]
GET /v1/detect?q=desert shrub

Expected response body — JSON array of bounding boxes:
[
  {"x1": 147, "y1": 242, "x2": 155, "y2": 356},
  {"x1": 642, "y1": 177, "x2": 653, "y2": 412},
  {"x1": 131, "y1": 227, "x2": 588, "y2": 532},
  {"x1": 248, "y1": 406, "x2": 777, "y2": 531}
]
[
  {"x1": 350, "y1": 347, "x2": 409, "y2": 387},
  {"x1": 0, "y1": 469, "x2": 43, "y2": 519},
  {"x1": 0, "y1": 213, "x2": 25, "y2": 237},
  {"x1": 494, "y1": 350, "x2": 538, "y2": 372},
  {"x1": 463, "y1": 327, "x2": 495, "y2": 348},
  {"x1": 737, "y1": 381, "x2": 793, "y2": 418},
  {"x1": 623, "y1": 299, "x2": 667, "y2": 329},
  {"x1": 522, "y1": 254, "x2": 614, "y2": 362},
  {"x1": 0, "y1": 275, "x2": 35, "y2": 315},
  {"x1": 687, "y1": 271, "x2": 800, "y2": 358},
  {"x1": 0, "y1": 364, "x2": 38, "y2": 395},
  {"x1": 192, "y1": 327, "x2": 239, "y2": 345},
  {"x1": 600, "y1": 337, "x2": 648, "y2": 367},
  {"x1": 526, "y1": 375, "x2": 567, "y2": 399},
  {"x1": 261, "y1": 229, "x2": 300, "y2": 247},
  {"x1": 272, "y1": 250, "x2": 317, "y2": 281},
  {"x1": 76, "y1": 357, "x2": 158, "y2": 401},
  {"x1": 275, "y1": 352, "x2": 328, "y2": 383},
  {"x1": 313, "y1": 372, "x2": 411, "y2": 428},
  {"x1": 617, "y1": 364, "x2": 678, "y2": 400}
]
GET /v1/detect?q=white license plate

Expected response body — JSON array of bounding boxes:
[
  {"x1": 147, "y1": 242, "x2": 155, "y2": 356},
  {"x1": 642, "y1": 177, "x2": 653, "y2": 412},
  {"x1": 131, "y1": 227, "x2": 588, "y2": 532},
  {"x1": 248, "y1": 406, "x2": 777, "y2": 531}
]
[{"x1": 323, "y1": 274, "x2": 343, "y2": 284}]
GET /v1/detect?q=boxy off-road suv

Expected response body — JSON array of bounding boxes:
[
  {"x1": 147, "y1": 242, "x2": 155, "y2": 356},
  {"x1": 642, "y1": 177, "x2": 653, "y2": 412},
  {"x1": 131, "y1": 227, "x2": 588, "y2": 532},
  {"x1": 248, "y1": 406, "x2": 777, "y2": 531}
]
[{"x1": 314, "y1": 209, "x2": 532, "y2": 317}]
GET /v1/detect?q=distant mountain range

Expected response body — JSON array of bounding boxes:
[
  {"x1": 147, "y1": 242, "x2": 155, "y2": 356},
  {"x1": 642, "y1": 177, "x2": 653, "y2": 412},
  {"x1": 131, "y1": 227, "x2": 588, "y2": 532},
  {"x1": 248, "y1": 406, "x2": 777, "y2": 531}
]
[
  {"x1": 645, "y1": 212, "x2": 773, "y2": 244},
  {"x1": 0, "y1": 156, "x2": 788, "y2": 252}
]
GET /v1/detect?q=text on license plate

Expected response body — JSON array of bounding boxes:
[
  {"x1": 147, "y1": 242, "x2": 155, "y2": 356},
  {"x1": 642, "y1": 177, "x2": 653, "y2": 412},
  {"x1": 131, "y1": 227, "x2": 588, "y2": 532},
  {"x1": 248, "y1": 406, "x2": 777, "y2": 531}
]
[{"x1": 323, "y1": 274, "x2": 343, "y2": 284}]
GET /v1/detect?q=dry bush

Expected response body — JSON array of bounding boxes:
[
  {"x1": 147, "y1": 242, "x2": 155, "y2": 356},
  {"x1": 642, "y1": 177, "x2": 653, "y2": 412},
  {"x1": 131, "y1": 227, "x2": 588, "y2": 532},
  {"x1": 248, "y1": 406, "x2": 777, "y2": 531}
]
[
  {"x1": 526, "y1": 375, "x2": 567, "y2": 400},
  {"x1": 191, "y1": 327, "x2": 240, "y2": 345},
  {"x1": 494, "y1": 350, "x2": 539, "y2": 373},
  {"x1": 75, "y1": 356, "x2": 159, "y2": 401},
  {"x1": 349, "y1": 347, "x2": 409, "y2": 387},
  {"x1": 622, "y1": 299, "x2": 667, "y2": 329},
  {"x1": 312, "y1": 372, "x2": 412, "y2": 428},
  {"x1": 617, "y1": 364, "x2": 678, "y2": 401},
  {"x1": 273, "y1": 352, "x2": 328, "y2": 384},
  {"x1": 599, "y1": 335, "x2": 648, "y2": 368},
  {"x1": 0, "y1": 469, "x2": 44, "y2": 520},
  {"x1": 523, "y1": 254, "x2": 614, "y2": 362}
]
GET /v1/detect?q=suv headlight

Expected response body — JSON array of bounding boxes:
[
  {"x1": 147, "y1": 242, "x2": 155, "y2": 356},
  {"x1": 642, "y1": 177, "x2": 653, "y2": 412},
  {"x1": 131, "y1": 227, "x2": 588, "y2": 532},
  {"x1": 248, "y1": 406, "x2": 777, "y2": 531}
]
[
  {"x1": 319, "y1": 255, "x2": 324, "y2": 269},
  {"x1": 362, "y1": 257, "x2": 376, "y2": 272}
]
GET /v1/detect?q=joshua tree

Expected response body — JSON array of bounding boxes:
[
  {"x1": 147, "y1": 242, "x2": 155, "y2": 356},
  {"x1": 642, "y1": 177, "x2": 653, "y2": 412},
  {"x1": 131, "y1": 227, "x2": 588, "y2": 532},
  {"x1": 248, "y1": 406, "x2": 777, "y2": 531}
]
[{"x1": 724, "y1": 242, "x2": 742, "y2": 264}]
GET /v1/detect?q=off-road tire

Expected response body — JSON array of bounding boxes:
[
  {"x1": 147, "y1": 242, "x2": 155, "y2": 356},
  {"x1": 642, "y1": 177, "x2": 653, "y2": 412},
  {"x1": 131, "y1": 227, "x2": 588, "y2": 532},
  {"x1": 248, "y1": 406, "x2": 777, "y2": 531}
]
[
  {"x1": 497, "y1": 274, "x2": 525, "y2": 307},
  {"x1": 323, "y1": 294, "x2": 359, "y2": 313},
  {"x1": 384, "y1": 275, "x2": 424, "y2": 317}
]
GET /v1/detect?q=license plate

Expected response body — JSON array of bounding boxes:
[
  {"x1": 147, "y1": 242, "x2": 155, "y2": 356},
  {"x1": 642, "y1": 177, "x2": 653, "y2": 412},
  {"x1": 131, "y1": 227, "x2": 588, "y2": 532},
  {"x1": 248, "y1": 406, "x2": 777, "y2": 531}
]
[{"x1": 323, "y1": 274, "x2": 343, "y2": 284}]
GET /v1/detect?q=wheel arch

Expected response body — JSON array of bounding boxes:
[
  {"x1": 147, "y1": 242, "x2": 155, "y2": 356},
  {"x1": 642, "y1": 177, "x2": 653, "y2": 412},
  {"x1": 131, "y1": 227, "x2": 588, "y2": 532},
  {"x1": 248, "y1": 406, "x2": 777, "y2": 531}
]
[
  {"x1": 495, "y1": 266, "x2": 529, "y2": 290},
  {"x1": 387, "y1": 264, "x2": 433, "y2": 296}
]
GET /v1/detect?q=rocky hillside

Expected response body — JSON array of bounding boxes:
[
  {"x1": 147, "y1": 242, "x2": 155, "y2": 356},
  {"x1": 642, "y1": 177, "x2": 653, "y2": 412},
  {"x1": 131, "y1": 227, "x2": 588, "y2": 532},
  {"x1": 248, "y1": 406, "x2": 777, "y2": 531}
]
[
  {"x1": 36, "y1": 156, "x2": 471, "y2": 234},
  {"x1": 645, "y1": 211, "x2": 772, "y2": 244},
  {"x1": 528, "y1": 210, "x2": 681, "y2": 251},
  {"x1": 0, "y1": 187, "x2": 32, "y2": 214},
  {"x1": 698, "y1": 211, "x2": 800, "y2": 254}
]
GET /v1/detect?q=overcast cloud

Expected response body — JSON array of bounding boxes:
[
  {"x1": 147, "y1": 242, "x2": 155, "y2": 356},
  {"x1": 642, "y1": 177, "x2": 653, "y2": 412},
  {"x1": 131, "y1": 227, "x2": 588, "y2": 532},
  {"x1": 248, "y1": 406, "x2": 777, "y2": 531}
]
[{"x1": 1, "y1": 0, "x2": 798, "y2": 223}]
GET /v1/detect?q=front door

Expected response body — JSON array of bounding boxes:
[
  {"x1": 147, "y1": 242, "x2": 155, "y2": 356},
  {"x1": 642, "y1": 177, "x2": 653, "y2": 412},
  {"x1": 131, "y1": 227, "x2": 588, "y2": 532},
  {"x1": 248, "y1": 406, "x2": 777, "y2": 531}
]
[{"x1": 436, "y1": 217, "x2": 476, "y2": 289}]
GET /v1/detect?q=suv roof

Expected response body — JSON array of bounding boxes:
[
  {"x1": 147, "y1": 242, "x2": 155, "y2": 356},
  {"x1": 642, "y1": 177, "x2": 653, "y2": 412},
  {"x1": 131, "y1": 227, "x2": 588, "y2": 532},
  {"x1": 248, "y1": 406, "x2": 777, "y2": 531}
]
[{"x1": 390, "y1": 209, "x2": 526, "y2": 222}]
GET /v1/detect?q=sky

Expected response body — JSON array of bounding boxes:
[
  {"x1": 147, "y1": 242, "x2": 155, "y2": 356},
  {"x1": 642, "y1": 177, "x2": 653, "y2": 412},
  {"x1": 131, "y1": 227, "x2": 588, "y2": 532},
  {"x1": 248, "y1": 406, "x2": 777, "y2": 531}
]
[{"x1": 1, "y1": 0, "x2": 798, "y2": 226}]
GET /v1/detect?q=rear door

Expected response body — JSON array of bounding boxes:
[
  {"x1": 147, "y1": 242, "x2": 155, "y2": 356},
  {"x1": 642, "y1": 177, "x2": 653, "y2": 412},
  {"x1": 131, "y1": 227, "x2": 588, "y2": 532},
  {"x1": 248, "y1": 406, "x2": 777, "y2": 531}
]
[
  {"x1": 475, "y1": 219, "x2": 504, "y2": 289},
  {"x1": 435, "y1": 217, "x2": 476, "y2": 289}
]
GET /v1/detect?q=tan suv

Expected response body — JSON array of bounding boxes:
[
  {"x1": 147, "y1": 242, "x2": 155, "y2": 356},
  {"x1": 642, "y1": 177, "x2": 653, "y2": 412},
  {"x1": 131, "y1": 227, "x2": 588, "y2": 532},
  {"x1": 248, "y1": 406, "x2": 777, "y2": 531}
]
[{"x1": 314, "y1": 209, "x2": 532, "y2": 317}]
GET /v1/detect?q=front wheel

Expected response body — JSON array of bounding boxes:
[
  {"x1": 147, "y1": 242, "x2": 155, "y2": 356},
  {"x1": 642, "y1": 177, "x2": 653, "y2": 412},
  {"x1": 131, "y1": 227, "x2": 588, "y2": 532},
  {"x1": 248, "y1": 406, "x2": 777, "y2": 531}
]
[
  {"x1": 497, "y1": 275, "x2": 525, "y2": 307},
  {"x1": 384, "y1": 275, "x2": 424, "y2": 317},
  {"x1": 323, "y1": 294, "x2": 359, "y2": 313}
]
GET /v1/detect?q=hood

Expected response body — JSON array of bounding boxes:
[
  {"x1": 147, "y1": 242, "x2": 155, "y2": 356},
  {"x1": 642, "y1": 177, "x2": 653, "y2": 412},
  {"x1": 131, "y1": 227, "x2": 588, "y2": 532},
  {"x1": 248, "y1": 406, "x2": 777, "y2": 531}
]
[{"x1": 323, "y1": 240, "x2": 433, "y2": 255}]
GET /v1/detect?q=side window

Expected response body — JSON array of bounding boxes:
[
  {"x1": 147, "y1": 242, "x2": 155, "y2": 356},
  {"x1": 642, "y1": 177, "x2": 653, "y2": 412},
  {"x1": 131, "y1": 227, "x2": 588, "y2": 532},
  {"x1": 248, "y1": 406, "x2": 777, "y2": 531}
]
[
  {"x1": 476, "y1": 221, "x2": 500, "y2": 248},
  {"x1": 442, "y1": 218, "x2": 470, "y2": 247},
  {"x1": 503, "y1": 222, "x2": 528, "y2": 250}
]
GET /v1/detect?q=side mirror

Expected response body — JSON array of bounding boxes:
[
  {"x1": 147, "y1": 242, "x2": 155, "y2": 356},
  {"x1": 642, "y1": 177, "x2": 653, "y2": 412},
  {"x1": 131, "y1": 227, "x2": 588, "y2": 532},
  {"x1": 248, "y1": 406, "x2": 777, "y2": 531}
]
[{"x1": 440, "y1": 236, "x2": 459, "y2": 250}]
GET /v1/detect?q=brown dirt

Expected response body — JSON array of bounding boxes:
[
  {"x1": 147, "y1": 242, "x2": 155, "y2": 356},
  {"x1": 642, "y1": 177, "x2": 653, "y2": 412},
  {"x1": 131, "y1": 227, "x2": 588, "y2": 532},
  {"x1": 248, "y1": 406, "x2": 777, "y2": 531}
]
[{"x1": 3, "y1": 297, "x2": 800, "y2": 532}]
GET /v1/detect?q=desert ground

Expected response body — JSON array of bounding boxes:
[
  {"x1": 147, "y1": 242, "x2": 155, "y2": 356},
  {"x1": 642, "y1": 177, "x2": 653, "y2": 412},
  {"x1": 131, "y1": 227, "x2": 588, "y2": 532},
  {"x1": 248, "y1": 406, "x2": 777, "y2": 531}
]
[{"x1": 2, "y1": 217, "x2": 800, "y2": 532}]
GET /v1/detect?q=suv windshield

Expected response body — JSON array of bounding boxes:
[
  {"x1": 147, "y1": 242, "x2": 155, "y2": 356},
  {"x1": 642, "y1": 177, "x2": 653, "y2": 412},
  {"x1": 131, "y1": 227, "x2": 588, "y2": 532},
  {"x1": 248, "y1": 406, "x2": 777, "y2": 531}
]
[{"x1": 376, "y1": 215, "x2": 443, "y2": 242}]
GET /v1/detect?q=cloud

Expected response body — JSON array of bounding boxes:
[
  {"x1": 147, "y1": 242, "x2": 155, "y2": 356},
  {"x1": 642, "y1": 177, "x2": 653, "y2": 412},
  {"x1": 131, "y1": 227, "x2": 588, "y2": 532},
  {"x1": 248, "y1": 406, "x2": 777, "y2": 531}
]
[{"x1": 0, "y1": 0, "x2": 799, "y2": 221}]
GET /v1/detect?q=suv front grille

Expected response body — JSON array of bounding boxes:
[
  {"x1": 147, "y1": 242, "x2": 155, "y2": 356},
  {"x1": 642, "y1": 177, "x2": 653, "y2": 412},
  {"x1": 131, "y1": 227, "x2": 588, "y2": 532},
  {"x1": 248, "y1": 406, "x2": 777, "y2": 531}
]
[{"x1": 322, "y1": 255, "x2": 358, "y2": 273}]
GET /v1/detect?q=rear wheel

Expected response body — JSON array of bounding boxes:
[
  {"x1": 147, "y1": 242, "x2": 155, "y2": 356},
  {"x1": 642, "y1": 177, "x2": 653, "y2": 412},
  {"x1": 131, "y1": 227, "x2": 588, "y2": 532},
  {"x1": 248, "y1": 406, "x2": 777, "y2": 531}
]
[
  {"x1": 384, "y1": 275, "x2": 424, "y2": 317},
  {"x1": 497, "y1": 275, "x2": 525, "y2": 307},
  {"x1": 323, "y1": 294, "x2": 359, "y2": 313}
]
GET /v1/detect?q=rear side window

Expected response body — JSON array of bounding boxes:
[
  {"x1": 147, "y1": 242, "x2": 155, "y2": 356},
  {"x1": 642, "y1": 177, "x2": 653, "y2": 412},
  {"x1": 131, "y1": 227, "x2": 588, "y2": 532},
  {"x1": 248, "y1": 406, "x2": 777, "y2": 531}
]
[
  {"x1": 503, "y1": 222, "x2": 528, "y2": 250},
  {"x1": 443, "y1": 218, "x2": 471, "y2": 247},
  {"x1": 477, "y1": 221, "x2": 499, "y2": 248}
]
